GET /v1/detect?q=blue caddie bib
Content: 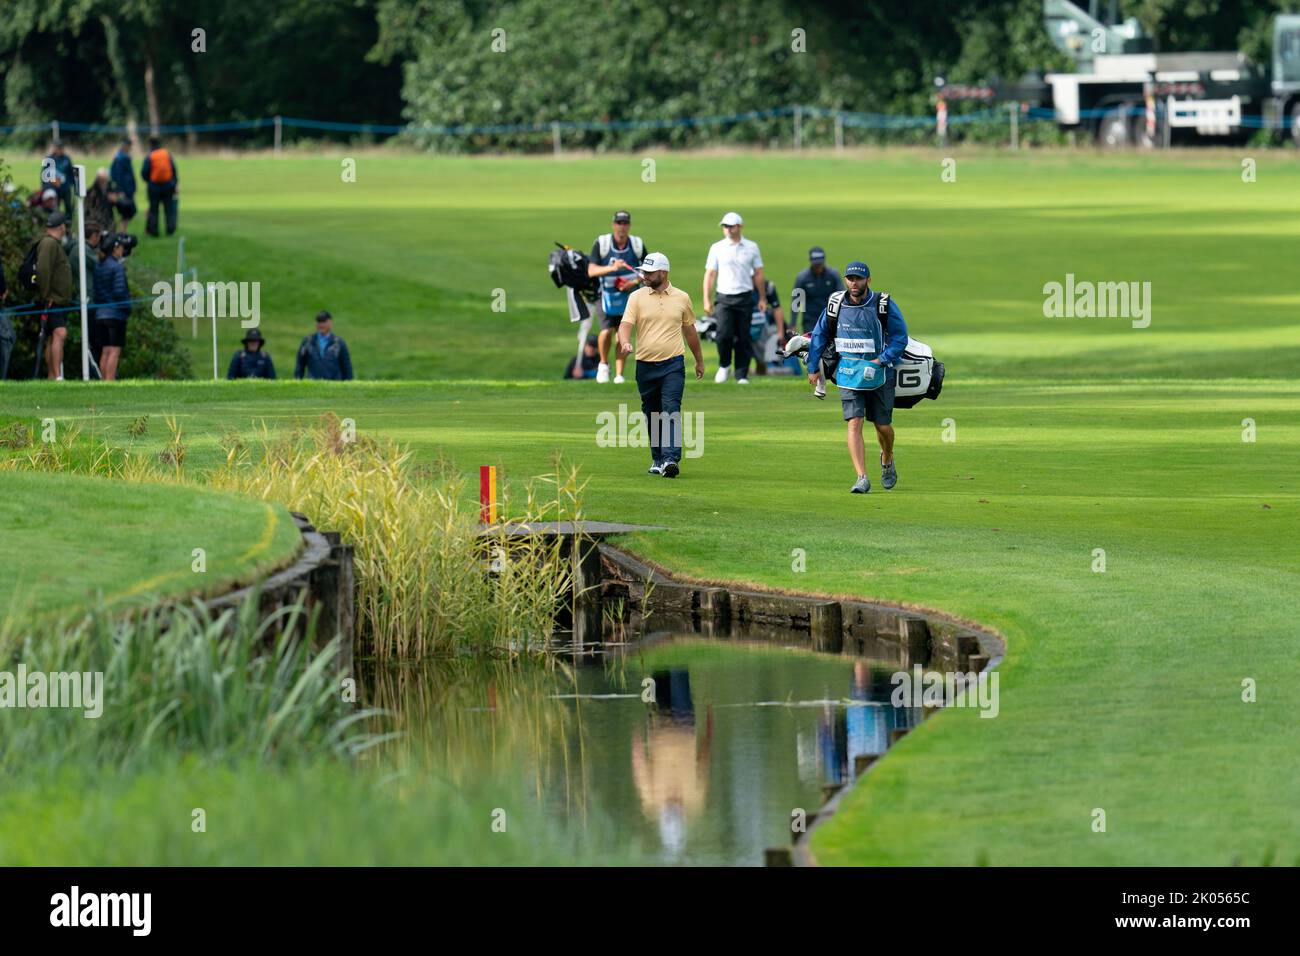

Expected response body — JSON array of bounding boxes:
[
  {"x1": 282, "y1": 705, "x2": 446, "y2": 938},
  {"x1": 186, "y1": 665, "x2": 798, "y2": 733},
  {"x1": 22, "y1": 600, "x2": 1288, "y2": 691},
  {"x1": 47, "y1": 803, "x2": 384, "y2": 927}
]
[{"x1": 831, "y1": 291, "x2": 887, "y2": 391}]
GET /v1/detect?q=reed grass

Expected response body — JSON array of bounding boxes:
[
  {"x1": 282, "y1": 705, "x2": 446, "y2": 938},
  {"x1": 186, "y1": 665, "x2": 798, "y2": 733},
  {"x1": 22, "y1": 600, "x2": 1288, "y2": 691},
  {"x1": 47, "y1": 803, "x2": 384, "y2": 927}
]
[
  {"x1": 0, "y1": 595, "x2": 378, "y2": 772},
  {"x1": 208, "y1": 414, "x2": 582, "y2": 659}
]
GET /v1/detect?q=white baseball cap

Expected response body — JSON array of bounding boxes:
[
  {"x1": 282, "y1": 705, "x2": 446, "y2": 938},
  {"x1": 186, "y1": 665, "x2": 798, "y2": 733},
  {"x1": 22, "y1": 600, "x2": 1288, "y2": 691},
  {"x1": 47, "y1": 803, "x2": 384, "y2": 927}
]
[
  {"x1": 638, "y1": 252, "x2": 670, "y2": 273},
  {"x1": 719, "y1": 211, "x2": 743, "y2": 226}
]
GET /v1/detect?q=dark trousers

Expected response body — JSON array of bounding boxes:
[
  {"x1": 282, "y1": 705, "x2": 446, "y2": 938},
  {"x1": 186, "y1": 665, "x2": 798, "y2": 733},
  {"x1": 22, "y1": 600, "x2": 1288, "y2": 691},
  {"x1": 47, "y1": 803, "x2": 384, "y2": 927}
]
[
  {"x1": 146, "y1": 183, "x2": 178, "y2": 236},
  {"x1": 635, "y1": 354, "x2": 685, "y2": 465},
  {"x1": 714, "y1": 292, "x2": 752, "y2": 377}
]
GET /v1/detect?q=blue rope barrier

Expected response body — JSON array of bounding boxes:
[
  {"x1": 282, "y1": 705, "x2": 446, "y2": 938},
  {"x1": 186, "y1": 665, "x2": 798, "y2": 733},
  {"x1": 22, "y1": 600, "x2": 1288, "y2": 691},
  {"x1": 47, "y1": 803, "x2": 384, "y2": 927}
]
[{"x1": 2, "y1": 102, "x2": 1290, "y2": 140}]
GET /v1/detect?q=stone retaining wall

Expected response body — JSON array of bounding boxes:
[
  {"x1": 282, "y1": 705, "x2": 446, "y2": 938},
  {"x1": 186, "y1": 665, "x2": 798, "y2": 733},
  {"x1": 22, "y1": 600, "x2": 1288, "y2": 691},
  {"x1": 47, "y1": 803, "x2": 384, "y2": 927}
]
[{"x1": 205, "y1": 512, "x2": 355, "y2": 673}]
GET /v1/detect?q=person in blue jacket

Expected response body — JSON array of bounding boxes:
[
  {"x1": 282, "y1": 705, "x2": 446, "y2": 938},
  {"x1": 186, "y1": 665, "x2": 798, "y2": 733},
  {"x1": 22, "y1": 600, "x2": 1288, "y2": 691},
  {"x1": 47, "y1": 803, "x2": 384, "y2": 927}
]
[
  {"x1": 294, "y1": 310, "x2": 353, "y2": 380},
  {"x1": 805, "y1": 260, "x2": 908, "y2": 494},
  {"x1": 92, "y1": 234, "x2": 132, "y2": 381},
  {"x1": 109, "y1": 139, "x2": 137, "y2": 230},
  {"x1": 228, "y1": 327, "x2": 276, "y2": 379}
]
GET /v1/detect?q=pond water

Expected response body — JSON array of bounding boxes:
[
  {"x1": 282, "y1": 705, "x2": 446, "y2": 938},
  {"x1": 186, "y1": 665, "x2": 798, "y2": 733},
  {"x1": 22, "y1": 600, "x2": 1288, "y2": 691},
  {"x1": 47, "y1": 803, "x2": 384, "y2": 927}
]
[{"x1": 363, "y1": 634, "x2": 921, "y2": 866}]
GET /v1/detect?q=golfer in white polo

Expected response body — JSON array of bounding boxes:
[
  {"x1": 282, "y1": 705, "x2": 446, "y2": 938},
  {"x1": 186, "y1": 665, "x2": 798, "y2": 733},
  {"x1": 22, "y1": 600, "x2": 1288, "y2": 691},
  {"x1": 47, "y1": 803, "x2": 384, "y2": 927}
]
[{"x1": 702, "y1": 211, "x2": 766, "y2": 384}]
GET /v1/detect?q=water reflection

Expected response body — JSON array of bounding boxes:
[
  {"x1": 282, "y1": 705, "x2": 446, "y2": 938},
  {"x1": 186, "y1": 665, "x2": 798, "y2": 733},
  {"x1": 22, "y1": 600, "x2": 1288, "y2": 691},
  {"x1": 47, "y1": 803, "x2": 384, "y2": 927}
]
[
  {"x1": 362, "y1": 637, "x2": 921, "y2": 866},
  {"x1": 632, "y1": 669, "x2": 712, "y2": 859}
]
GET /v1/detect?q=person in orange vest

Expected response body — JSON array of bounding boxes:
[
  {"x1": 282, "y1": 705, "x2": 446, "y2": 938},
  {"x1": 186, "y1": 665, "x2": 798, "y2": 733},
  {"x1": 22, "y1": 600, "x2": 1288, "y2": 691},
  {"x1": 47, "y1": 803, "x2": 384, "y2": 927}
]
[{"x1": 140, "y1": 137, "x2": 179, "y2": 237}]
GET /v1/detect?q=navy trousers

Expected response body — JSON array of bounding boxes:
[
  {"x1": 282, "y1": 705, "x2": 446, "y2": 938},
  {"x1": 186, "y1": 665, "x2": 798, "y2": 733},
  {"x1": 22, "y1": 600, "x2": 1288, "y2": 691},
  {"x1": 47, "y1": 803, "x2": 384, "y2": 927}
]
[{"x1": 635, "y1": 354, "x2": 685, "y2": 465}]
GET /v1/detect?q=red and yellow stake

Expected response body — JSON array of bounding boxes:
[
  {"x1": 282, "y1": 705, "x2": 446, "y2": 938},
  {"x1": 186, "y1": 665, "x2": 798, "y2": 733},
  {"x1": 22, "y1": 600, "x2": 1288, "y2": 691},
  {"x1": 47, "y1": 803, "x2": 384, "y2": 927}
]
[{"x1": 479, "y1": 465, "x2": 498, "y2": 525}]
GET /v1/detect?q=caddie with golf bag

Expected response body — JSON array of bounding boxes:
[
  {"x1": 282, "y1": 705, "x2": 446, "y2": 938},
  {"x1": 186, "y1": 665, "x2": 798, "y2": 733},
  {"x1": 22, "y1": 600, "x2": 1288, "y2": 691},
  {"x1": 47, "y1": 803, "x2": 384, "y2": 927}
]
[{"x1": 794, "y1": 259, "x2": 923, "y2": 494}]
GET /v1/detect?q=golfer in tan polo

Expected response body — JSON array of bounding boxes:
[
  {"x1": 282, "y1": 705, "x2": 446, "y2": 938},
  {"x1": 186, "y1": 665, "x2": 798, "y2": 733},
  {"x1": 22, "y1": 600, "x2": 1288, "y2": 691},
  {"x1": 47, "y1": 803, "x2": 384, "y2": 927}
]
[{"x1": 618, "y1": 252, "x2": 706, "y2": 478}]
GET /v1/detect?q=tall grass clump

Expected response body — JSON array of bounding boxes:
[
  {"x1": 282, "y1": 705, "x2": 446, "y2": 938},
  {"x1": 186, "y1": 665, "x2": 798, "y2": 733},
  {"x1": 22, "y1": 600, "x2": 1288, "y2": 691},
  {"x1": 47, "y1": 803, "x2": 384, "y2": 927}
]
[
  {"x1": 210, "y1": 414, "x2": 581, "y2": 659},
  {"x1": 0, "y1": 595, "x2": 378, "y2": 773}
]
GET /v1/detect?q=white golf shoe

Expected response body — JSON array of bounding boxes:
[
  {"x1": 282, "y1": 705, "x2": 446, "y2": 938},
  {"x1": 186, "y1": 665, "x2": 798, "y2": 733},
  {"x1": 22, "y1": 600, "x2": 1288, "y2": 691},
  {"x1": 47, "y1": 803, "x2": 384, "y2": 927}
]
[
  {"x1": 714, "y1": 367, "x2": 729, "y2": 384},
  {"x1": 596, "y1": 363, "x2": 610, "y2": 383},
  {"x1": 613, "y1": 374, "x2": 625, "y2": 384}
]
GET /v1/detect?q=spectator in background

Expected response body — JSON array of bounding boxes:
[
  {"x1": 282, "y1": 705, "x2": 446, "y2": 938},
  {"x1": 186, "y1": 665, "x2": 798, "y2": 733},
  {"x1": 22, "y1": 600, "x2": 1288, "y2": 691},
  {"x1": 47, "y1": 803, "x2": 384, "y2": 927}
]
[
  {"x1": 791, "y1": 246, "x2": 843, "y2": 335},
  {"x1": 43, "y1": 140, "x2": 75, "y2": 219},
  {"x1": 703, "y1": 211, "x2": 765, "y2": 385},
  {"x1": 64, "y1": 221, "x2": 102, "y2": 303},
  {"x1": 109, "y1": 139, "x2": 136, "y2": 229},
  {"x1": 228, "y1": 327, "x2": 276, "y2": 379},
  {"x1": 565, "y1": 334, "x2": 601, "y2": 380},
  {"x1": 92, "y1": 232, "x2": 131, "y2": 381},
  {"x1": 84, "y1": 168, "x2": 116, "y2": 232},
  {"x1": 141, "y1": 137, "x2": 179, "y2": 237},
  {"x1": 30, "y1": 188, "x2": 58, "y2": 215},
  {"x1": 587, "y1": 210, "x2": 645, "y2": 384},
  {"x1": 295, "y1": 310, "x2": 353, "y2": 380},
  {"x1": 34, "y1": 212, "x2": 73, "y2": 380}
]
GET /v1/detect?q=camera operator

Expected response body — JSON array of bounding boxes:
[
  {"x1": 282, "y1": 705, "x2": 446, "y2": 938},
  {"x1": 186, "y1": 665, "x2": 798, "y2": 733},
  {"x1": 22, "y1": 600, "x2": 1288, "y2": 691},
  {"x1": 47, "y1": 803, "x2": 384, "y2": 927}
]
[{"x1": 92, "y1": 232, "x2": 133, "y2": 380}]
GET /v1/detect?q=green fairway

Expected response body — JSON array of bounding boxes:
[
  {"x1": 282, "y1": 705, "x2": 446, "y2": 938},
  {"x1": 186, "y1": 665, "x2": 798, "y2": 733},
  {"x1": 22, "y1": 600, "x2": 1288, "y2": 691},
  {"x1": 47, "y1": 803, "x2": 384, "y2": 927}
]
[
  {"x1": 2, "y1": 148, "x2": 1298, "y2": 865},
  {"x1": 30, "y1": 147, "x2": 1300, "y2": 383},
  {"x1": 0, "y1": 467, "x2": 301, "y2": 620}
]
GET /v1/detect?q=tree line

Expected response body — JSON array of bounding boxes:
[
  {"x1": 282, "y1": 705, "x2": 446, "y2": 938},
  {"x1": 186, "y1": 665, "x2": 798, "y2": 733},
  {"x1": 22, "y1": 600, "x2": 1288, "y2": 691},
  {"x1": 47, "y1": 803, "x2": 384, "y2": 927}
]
[{"x1": 1, "y1": 0, "x2": 1292, "y2": 150}]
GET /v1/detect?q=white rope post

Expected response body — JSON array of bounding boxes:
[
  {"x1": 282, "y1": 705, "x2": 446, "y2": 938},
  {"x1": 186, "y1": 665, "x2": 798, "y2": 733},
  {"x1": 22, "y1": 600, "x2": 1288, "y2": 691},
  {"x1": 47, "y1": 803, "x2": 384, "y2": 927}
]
[
  {"x1": 51, "y1": 119, "x2": 60, "y2": 142},
  {"x1": 274, "y1": 115, "x2": 282, "y2": 155},
  {"x1": 834, "y1": 114, "x2": 844, "y2": 151},
  {"x1": 74, "y1": 164, "x2": 90, "y2": 381},
  {"x1": 552, "y1": 122, "x2": 561, "y2": 158},
  {"x1": 209, "y1": 285, "x2": 218, "y2": 380},
  {"x1": 1009, "y1": 102, "x2": 1019, "y2": 151},
  {"x1": 794, "y1": 106, "x2": 803, "y2": 151}
]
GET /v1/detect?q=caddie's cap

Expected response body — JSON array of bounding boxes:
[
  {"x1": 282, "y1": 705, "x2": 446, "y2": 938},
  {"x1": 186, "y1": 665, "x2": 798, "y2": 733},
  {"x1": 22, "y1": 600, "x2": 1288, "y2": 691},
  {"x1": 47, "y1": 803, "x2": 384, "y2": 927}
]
[{"x1": 844, "y1": 260, "x2": 870, "y2": 278}]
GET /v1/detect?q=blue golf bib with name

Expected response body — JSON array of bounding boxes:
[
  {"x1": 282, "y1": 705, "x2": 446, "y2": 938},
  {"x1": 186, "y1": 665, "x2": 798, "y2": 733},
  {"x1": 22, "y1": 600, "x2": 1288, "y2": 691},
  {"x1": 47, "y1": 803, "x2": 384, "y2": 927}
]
[{"x1": 833, "y1": 292, "x2": 886, "y2": 391}]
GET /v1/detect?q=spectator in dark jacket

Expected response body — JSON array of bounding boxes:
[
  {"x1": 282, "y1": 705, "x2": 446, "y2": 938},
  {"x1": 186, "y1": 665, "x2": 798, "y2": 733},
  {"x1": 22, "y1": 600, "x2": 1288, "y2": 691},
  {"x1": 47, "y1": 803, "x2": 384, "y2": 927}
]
[
  {"x1": 44, "y1": 140, "x2": 75, "y2": 219},
  {"x1": 228, "y1": 327, "x2": 276, "y2": 379},
  {"x1": 295, "y1": 311, "x2": 353, "y2": 380},
  {"x1": 565, "y1": 335, "x2": 601, "y2": 379},
  {"x1": 85, "y1": 168, "x2": 116, "y2": 232},
  {"x1": 35, "y1": 212, "x2": 73, "y2": 380},
  {"x1": 92, "y1": 234, "x2": 131, "y2": 380},
  {"x1": 109, "y1": 139, "x2": 136, "y2": 228},
  {"x1": 140, "y1": 137, "x2": 179, "y2": 237}
]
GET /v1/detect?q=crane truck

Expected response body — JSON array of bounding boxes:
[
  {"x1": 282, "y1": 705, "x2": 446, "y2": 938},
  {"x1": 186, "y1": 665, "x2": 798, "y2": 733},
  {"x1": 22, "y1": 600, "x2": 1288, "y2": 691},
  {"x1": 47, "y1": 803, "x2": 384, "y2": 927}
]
[{"x1": 1035, "y1": 0, "x2": 1300, "y2": 147}]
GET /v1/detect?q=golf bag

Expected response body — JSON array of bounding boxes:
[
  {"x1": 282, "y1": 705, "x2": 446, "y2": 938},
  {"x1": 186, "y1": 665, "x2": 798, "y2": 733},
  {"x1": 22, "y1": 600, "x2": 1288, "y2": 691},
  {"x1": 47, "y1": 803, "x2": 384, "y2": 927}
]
[
  {"x1": 547, "y1": 242, "x2": 599, "y2": 303},
  {"x1": 892, "y1": 339, "x2": 945, "y2": 408}
]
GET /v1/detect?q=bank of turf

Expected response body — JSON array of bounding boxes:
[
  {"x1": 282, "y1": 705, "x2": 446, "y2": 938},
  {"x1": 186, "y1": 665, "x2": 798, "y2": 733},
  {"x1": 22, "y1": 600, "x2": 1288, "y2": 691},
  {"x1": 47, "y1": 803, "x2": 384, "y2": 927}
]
[{"x1": 1, "y1": 149, "x2": 1297, "y2": 864}]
